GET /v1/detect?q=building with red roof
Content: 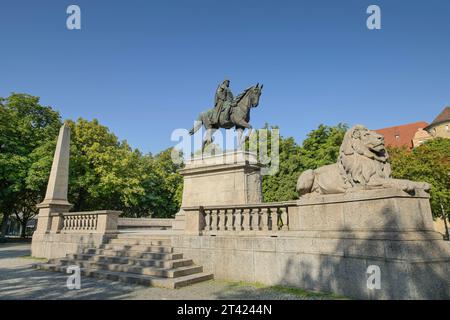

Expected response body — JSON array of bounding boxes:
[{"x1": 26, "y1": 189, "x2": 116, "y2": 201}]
[
  {"x1": 374, "y1": 121, "x2": 429, "y2": 149},
  {"x1": 374, "y1": 106, "x2": 450, "y2": 149}
]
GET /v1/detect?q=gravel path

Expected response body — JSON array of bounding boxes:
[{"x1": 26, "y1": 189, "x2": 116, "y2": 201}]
[{"x1": 0, "y1": 243, "x2": 315, "y2": 300}]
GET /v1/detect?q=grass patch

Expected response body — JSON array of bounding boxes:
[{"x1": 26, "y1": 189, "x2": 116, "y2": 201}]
[
  {"x1": 20, "y1": 255, "x2": 48, "y2": 262},
  {"x1": 215, "y1": 280, "x2": 348, "y2": 300},
  {"x1": 268, "y1": 285, "x2": 348, "y2": 299}
]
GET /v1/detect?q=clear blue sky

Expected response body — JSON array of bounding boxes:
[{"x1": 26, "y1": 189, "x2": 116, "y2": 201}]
[{"x1": 1, "y1": 0, "x2": 449, "y2": 154}]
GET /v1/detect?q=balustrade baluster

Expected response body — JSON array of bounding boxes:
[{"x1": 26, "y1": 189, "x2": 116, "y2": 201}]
[
  {"x1": 270, "y1": 208, "x2": 279, "y2": 231},
  {"x1": 211, "y1": 210, "x2": 219, "y2": 231},
  {"x1": 218, "y1": 209, "x2": 226, "y2": 230},
  {"x1": 204, "y1": 210, "x2": 212, "y2": 231},
  {"x1": 280, "y1": 207, "x2": 289, "y2": 230},
  {"x1": 242, "y1": 209, "x2": 251, "y2": 230},
  {"x1": 250, "y1": 208, "x2": 259, "y2": 230},
  {"x1": 235, "y1": 209, "x2": 244, "y2": 231},
  {"x1": 225, "y1": 209, "x2": 234, "y2": 231},
  {"x1": 260, "y1": 208, "x2": 269, "y2": 231}
]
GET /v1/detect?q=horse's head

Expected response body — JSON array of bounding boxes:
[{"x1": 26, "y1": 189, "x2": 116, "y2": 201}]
[{"x1": 250, "y1": 83, "x2": 263, "y2": 108}]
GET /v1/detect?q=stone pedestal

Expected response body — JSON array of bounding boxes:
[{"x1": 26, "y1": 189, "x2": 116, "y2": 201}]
[
  {"x1": 289, "y1": 187, "x2": 435, "y2": 232},
  {"x1": 172, "y1": 151, "x2": 263, "y2": 232}
]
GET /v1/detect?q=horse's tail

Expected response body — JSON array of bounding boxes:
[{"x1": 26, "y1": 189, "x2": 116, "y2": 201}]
[{"x1": 189, "y1": 115, "x2": 203, "y2": 135}]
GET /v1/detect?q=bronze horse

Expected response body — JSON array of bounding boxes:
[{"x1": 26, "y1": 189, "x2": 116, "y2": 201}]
[{"x1": 189, "y1": 84, "x2": 263, "y2": 150}]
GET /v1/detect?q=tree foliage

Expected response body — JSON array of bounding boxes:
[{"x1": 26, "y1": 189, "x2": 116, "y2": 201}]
[
  {"x1": 259, "y1": 123, "x2": 348, "y2": 202},
  {"x1": 27, "y1": 118, "x2": 184, "y2": 219},
  {"x1": 300, "y1": 124, "x2": 348, "y2": 170},
  {"x1": 0, "y1": 93, "x2": 62, "y2": 236},
  {"x1": 0, "y1": 94, "x2": 185, "y2": 238},
  {"x1": 388, "y1": 138, "x2": 450, "y2": 219}
]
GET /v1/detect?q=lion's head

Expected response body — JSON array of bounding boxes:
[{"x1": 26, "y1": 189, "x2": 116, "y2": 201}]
[{"x1": 338, "y1": 125, "x2": 392, "y2": 186}]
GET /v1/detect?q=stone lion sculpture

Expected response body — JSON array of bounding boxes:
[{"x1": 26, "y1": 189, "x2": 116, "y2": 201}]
[{"x1": 297, "y1": 125, "x2": 430, "y2": 196}]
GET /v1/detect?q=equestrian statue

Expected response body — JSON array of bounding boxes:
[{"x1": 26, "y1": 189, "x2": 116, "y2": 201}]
[{"x1": 189, "y1": 79, "x2": 263, "y2": 150}]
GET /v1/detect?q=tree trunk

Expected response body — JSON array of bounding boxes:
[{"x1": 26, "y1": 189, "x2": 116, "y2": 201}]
[
  {"x1": 0, "y1": 213, "x2": 10, "y2": 237},
  {"x1": 20, "y1": 218, "x2": 28, "y2": 238}
]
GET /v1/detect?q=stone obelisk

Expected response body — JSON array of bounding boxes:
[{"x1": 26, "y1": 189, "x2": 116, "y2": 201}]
[{"x1": 33, "y1": 123, "x2": 72, "y2": 236}]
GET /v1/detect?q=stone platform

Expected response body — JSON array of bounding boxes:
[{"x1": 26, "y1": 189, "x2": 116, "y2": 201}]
[{"x1": 176, "y1": 188, "x2": 450, "y2": 299}]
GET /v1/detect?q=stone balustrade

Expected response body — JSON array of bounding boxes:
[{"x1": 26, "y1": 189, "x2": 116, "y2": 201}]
[
  {"x1": 183, "y1": 201, "x2": 297, "y2": 235},
  {"x1": 33, "y1": 210, "x2": 121, "y2": 259},
  {"x1": 50, "y1": 210, "x2": 121, "y2": 234},
  {"x1": 61, "y1": 213, "x2": 98, "y2": 232}
]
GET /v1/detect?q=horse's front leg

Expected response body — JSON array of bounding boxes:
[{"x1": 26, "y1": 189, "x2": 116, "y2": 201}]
[
  {"x1": 236, "y1": 126, "x2": 252, "y2": 150},
  {"x1": 238, "y1": 121, "x2": 253, "y2": 146},
  {"x1": 236, "y1": 128, "x2": 243, "y2": 150},
  {"x1": 202, "y1": 128, "x2": 216, "y2": 153},
  {"x1": 202, "y1": 129, "x2": 211, "y2": 152}
]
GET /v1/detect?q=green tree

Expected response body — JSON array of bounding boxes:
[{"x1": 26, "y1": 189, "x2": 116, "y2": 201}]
[
  {"x1": 0, "y1": 93, "x2": 61, "y2": 237},
  {"x1": 27, "y1": 118, "x2": 185, "y2": 219},
  {"x1": 300, "y1": 123, "x2": 348, "y2": 170},
  {"x1": 148, "y1": 148, "x2": 184, "y2": 217},
  {"x1": 261, "y1": 134, "x2": 303, "y2": 202},
  {"x1": 389, "y1": 138, "x2": 450, "y2": 220},
  {"x1": 28, "y1": 118, "x2": 148, "y2": 214},
  {"x1": 260, "y1": 123, "x2": 347, "y2": 202}
]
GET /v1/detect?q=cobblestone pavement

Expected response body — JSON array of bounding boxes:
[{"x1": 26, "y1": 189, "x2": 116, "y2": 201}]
[{"x1": 0, "y1": 243, "x2": 321, "y2": 300}]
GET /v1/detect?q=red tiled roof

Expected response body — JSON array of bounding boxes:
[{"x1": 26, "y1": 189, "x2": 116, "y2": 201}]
[
  {"x1": 374, "y1": 121, "x2": 429, "y2": 149},
  {"x1": 425, "y1": 106, "x2": 450, "y2": 129}
]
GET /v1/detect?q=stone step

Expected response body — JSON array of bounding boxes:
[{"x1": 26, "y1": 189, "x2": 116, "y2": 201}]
[
  {"x1": 89, "y1": 256, "x2": 193, "y2": 268},
  {"x1": 56, "y1": 256, "x2": 194, "y2": 270},
  {"x1": 56, "y1": 259, "x2": 203, "y2": 278},
  {"x1": 79, "y1": 248, "x2": 183, "y2": 260},
  {"x1": 36, "y1": 233, "x2": 212, "y2": 289},
  {"x1": 99, "y1": 244, "x2": 174, "y2": 253},
  {"x1": 34, "y1": 263, "x2": 213, "y2": 289},
  {"x1": 116, "y1": 234, "x2": 172, "y2": 240},
  {"x1": 109, "y1": 239, "x2": 172, "y2": 246}
]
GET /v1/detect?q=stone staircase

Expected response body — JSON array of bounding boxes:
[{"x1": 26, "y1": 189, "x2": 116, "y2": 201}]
[{"x1": 34, "y1": 234, "x2": 213, "y2": 288}]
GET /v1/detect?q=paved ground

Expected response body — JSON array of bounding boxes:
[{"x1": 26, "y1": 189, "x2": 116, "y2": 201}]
[{"x1": 0, "y1": 243, "x2": 321, "y2": 300}]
